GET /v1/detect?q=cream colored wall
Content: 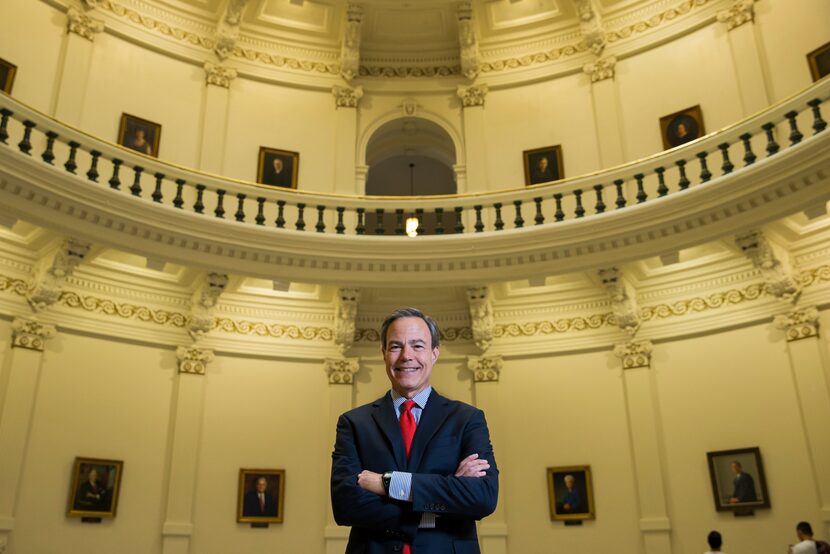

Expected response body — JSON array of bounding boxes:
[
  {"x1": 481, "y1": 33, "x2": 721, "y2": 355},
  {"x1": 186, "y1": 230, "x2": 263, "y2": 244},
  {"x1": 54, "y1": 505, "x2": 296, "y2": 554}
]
[{"x1": 0, "y1": 318, "x2": 11, "y2": 422}]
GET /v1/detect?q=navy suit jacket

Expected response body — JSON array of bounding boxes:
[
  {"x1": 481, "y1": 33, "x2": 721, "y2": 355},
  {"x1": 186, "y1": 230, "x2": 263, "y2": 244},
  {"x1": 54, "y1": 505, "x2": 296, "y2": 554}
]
[{"x1": 331, "y1": 389, "x2": 498, "y2": 554}]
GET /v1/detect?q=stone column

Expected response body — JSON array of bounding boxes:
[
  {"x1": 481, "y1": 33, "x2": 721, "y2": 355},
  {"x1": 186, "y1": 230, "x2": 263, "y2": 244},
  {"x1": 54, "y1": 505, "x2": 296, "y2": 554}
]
[
  {"x1": 457, "y1": 85, "x2": 489, "y2": 191},
  {"x1": 199, "y1": 63, "x2": 237, "y2": 174},
  {"x1": 773, "y1": 307, "x2": 830, "y2": 536},
  {"x1": 614, "y1": 341, "x2": 673, "y2": 554},
  {"x1": 324, "y1": 357, "x2": 359, "y2": 554},
  {"x1": 53, "y1": 7, "x2": 104, "y2": 124},
  {"x1": 717, "y1": 0, "x2": 769, "y2": 115},
  {"x1": 0, "y1": 318, "x2": 56, "y2": 549},
  {"x1": 467, "y1": 355, "x2": 507, "y2": 554},
  {"x1": 583, "y1": 56, "x2": 625, "y2": 168},
  {"x1": 161, "y1": 346, "x2": 214, "y2": 554},
  {"x1": 332, "y1": 87, "x2": 363, "y2": 194}
]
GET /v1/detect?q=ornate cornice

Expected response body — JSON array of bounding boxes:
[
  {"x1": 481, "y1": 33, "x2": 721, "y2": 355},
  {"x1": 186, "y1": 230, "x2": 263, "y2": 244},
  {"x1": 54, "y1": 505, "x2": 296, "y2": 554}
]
[
  {"x1": 27, "y1": 239, "x2": 91, "y2": 313},
  {"x1": 605, "y1": 0, "x2": 712, "y2": 43},
  {"x1": 213, "y1": 318, "x2": 333, "y2": 340},
  {"x1": 457, "y1": 85, "x2": 488, "y2": 107},
  {"x1": 716, "y1": 0, "x2": 755, "y2": 31},
  {"x1": 332, "y1": 86, "x2": 364, "y2": 109},
  {"x1": 614, "y1": 340, "x2": 653, "y2": 370},
  {"x1": 67, "y1": 7, "x2": 105, "y2": 41},
  {"x1": 773, "y1": 306, "x2": 819, "y2": 342},
  {"x1": 324, "y1": 357, "x2": 360, "y2": 385},
  {"x1": 203, "y1": 62, "x2": 237, "y2": 88},
  {"x1": 467, "y1": 355, "x2": 503, "y2": 382},
  {"x1": 583, "y1": 55, "x2": 617, "y2": 83},
  {"x1": 354, "y1": 327, "x2": 472, "y2": 343},
  {"x1": 176, "y1": 345, "x2": 213, "y2": 374},
  {"x1": 12, "y1": 317, "x2": 56, "y2": 351},
  {"x1": 358, "y1": 65, "x2": 459, "y2": 78}
]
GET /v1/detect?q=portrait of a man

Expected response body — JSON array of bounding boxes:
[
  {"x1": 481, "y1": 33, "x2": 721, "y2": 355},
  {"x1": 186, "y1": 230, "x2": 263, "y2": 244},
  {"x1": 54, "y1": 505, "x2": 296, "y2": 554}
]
[
  {"x1": 807, "y1": 41, "x2": 830, "y2": 82},
  {"x1": 547, "y1": 465, "x2": 595, "y2": 521},
  {"x1": 237, "y1": 469, "x2": 285, "y2": 523},
  {"x1": 117, "y1": 113, "x2": 161, "y2": 157},
  {"x1": 0, "y1": 57, "x2": 17, "y2": 94},
  {"x1": 659, "y1": 105, "x2": 705, "y2": 149},
  {"x1": 706, "y1": 447, "x2": 770, "y2": 512},
  {"x1": 523, "y1": 145, "x2": 564, "y2": 186},
  {"x1": 66, "y1": 457, "x2": 124, "y2": 518},
  {"x1": 257, "y1": 147, "x2": 299, "y2": 189}
]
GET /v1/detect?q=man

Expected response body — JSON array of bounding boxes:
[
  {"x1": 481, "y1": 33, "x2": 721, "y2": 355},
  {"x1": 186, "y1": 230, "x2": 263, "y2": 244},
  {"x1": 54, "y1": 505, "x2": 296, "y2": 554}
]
[
  {"x1": 74, "y1": 466, "x2": 108, "y2": 512},
  {"x1": 243, "y1": 476, "x2": 278, "y2": 517},
  {"x1": 789, "y1": 521, "x2": 818, "y2": 554},
  {"x1": 728, "y1": 461, "x2": 757, "y2": 503},
  {"x1": 704, "y1": 530, "x2": 725, "y2": 553},
  {"x1": 560, "y1": 474, "x2": 582, "y2": 514},
  {"x1": 331, "y1": 307, "x2": 498, "y2": 553},
  {"x1": 530, "y1": 155, "x2": 557, "y2": 184}
]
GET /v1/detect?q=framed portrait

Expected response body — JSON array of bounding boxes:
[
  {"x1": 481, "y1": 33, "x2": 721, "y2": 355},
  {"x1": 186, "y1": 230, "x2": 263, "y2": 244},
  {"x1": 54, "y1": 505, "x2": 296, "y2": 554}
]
[
  {"x1": 523, "y1": 145, "x2": 564, "y2": 186},
  {"x1": 807, "y1": 41, "x2": 830, "y2": 82},
  {"x1": 237, "y1": 468, "x2": 285, "y2": 523},
  {"x1": 117, "y1": 113, "x2": 161, "y2": 157},
  {"x1": 66, "y1": 457, "x2": 124, "y2": 518},
  {"x1": 706, "y1": 447, "x2": 771, "y2": 512},
  {"x1": 547, "y1": 465, "x2": 595, "y2": 521},
  {"x1": 0, "y1": 58, "x2": 17, "y2": 94},
  {"x1": 660, "y1": 105, "x2": 705, "y2": 149},
  {"x1": 257, "y1": 147, "x2": 299, "y2": 189}
]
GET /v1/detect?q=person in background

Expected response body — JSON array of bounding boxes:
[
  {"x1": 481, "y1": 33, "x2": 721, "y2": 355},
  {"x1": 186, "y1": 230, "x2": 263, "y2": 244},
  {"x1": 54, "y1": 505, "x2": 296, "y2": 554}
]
[{"x1": 704, "y1": 530, "x2": 725, "y2": 554}]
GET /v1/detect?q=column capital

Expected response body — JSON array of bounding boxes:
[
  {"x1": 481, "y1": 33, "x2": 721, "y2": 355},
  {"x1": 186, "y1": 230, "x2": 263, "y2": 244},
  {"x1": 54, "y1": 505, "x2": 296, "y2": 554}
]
[
  {"x1": 583, "y1": 56, "x2": 617, "y2": 83},
  {"x1": 11, "y1": 318, "x2": 56, "y2": 351},
  {"x1": 614, "y1": 340, "x2": 653, "y2": 370},
  {"x1": 716, "y1": 0, "x2": 755, "y2": 31},
  {"x1": 67, "y1": 7, "x2": 105, "y2": 41},
  {"x1": 332, "y1": 86, "x2": 364, "y2": 108},
  {"x1": 203, "y1": 62, "x2": 237, "y2": 88},
  {"x1": 176, "y1": 346, "x2": 214, "y2": 375},
  {"x1": 466, "y1": 355, "x2": 503, "y2": 382},
  {"x1": 457, "y1": 85, "x2": 488, "y2": 108},
  {"x1": 325, "y1": 357, "x2": 360, "y2": 385},
  {"x1": 773, "y1": 306, "x2": 820, "y2": 341}
]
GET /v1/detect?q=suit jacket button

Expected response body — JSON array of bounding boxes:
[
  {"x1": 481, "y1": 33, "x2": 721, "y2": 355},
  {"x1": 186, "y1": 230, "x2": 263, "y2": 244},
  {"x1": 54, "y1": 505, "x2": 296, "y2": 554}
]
[{"x1": 393, "y1": 545, "x2": 402, "y2": 552}]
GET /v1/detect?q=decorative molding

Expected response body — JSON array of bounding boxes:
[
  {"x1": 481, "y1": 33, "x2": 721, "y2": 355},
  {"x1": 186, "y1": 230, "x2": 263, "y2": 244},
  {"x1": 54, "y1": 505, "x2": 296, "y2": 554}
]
[
  {"x1": 213, "y1": 318, "x2": 333, "y2": 340},
  {"x1": 176, "y1": 345, "x2": 213, "y2": 374},
  {"x1": 494, "y1": 314, "x2": 613, "y2": 337},
  {"x1": 11, "y1": 317, "x2": 56, "y2": 351},
  {"x1": 213, "y1": 0, "x2": 249, "y2": 60},
  {"x1": 798, "y1": 265, "x2": 830, "y2": 288},
  {"x1": 735, "y1": 230, "x2": 801, "y2": 304},
  {"x1": 639, "y1": 283, "x2": 766, "y2": 321},
  {"x1": 359, "y1": 65, "x2": 459, "y2": 78},
  {"x1": 324, "y1": 357, "x2": 360, "y2": 384},
  {"x1": 457, "y1": 1, "x2": 480, "y2": 80},
  {"x1": 614, "y1": 340, "x2": 653, "y2": 369},
  {"x1": 716, "y1": 0, "x2": 755, "y2": 31},
  {"x1": 575, "y1": 0, "x2": 606, "y2": 54},
  {"x1": 340, "y1": 4, "x2": 363, "y2": 81},
  {"x1": 95, "y1": 0, "x2": 214, "y2": 49},
  {"x1": 334, "y1": 287, "x2": 360, "y2": 353},
  {"x1": 332, "y1": 86, "x2": 364, "y2": 108},
  {"x1": 188, "y1": 272, "x2": 228, "y2": 340},
  {"x1": 27, "y1": 239, "x2": 91, "y2": 312},
  {"x1": 773, "y1": 306, "x2": 819, "y2": 342},
  {"x1": 67, "y1": 7, "x2": 105, "y2": 41},
  {"x1": 598, "y1": 267, "x2": 640, "y2": 336},
  {"x1": 203, "y1": 62, "x2": 237, "y2": 88},
  {"x1": 466, "y1": 355, "x2": 503, "y2": 382},
  {"x1": 479, "y1": 44, "x2": 585, "y2": 74},
  {"x1": 583, "y1": 55, "x2": 617, "y2": 83},
  {"x1": 401, "y1": 98, "x2": 419, "y2": 117},
  {"x1": 604, "y1": 0, "x2": 712, "y2": 43},
  {"x1": 355, "y1": 327, "x2": 472, "y2": 343},
  {"x1": 457, "y1": 84, "x2": 489, "y2": 107},
  {"x1": 466, "y1": 286, "x2": 494, "y2": 352}
]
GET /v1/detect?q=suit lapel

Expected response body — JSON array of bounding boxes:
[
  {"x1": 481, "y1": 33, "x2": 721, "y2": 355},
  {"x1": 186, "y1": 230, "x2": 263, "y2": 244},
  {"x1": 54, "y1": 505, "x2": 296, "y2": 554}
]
[
  {"x1": 407, "y1": 389, "x2": 450, "y2": 472},
  {"x1": 371, "y1": 393, "x2": 407, "y2": 470}
]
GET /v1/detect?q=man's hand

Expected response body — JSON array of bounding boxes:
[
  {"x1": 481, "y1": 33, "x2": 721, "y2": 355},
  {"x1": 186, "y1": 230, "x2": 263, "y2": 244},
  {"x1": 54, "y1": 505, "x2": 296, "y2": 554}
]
[
  {"x1": 357, "y1": 470, "x2": 386, "y2": 496},
  {"x1": 455, "y1": 453, "x2": 490, "y2": 477}
]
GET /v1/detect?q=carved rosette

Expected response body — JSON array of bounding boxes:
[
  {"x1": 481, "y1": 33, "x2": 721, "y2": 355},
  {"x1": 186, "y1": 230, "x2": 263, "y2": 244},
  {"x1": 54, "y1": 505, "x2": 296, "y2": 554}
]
[
  {"x1": 614, "y1": 340, "x2": 653, "y2": 370},
  {"x1": 176, "y1": 346, "x2": 214, "y2": 375},
  {"x1": 12, "y1": 318, "x2": 56, "y2": 351},
  {"x1": 583, "y1": 56, "x2": 617, "y2": 83},
  {"x1": 204, "y1": 62, "x2": 237, "y2": 88},
  {"x1": 773, "y1": 306, "x2": 820, "y2": 342},
  {"x1": 67, "y1": 7, "x2": 105, "y2": 40},
  {"x1": 325, "y1": 357, "x2": 360, "y2": 385},
  {"x1": 457, "y1": 85, "x2": 488, "y2": 108},
  {"x1": 467, "y1": 355, "x2": 503, "y2": 383},
  {"x1": 717, "y1": 0, "x2": 755, "y2": 30},
  {"x1": 332, "y1": 86, "x2": 364, "y2": 108}
]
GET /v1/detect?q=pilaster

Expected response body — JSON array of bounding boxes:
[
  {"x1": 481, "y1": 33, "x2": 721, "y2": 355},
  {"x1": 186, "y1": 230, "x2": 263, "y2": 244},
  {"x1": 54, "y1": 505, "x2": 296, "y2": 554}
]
[
  {"x1": 54, "y1": 8, "x2": 104, "y2": 124},
  {"x1": 583, "y1": 56, "x2": 625, "y2": 168},
  {"x1": 717, "y1": 0, "x2": 769, "y2": 116},
  {"x1": 332, "y1": 87, "x2": 363, "y2": 194},
  {"x1": 457, "y1": 85, "x2": 489, "y2": 191},
  {"x1": 199, "y1": 63, "x2": 237, "y2": 174}
]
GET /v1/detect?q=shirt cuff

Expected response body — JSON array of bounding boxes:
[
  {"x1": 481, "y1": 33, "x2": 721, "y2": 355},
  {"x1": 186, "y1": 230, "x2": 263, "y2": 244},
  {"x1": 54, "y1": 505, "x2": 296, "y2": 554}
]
[{"x1": 388, "y1": 471, "x2": 412, "y2": 501}]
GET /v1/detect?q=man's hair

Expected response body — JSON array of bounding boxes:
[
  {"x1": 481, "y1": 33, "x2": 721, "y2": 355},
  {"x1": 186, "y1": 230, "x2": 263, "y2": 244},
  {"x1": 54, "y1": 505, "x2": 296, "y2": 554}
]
[
  {"x1": 380, "y1": 307, "x2": 440, "y2": 350},
  {"x1": 731, "y1": 460, "x2": 742, "y2": 469},
  {"x1": 797, "y1": 521, "x2": 813, "y2": 536},
  {"x1": 707, "y1": 530, "x2": 722, "y2": 549}
]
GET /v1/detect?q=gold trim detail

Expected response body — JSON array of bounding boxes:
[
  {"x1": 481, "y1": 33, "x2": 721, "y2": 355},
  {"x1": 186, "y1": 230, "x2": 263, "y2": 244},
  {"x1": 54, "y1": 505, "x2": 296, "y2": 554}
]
[
  {"x1": 494, "y1": 314, "x2": 613, "y2": 337},
  {"x1": 639, "y1": 283, "x2": 765, "y2": 321},
  {"x1": 0, "y1": 275, "x2": 30, "y2": 296},
  {"x1": 605, "y1": 0, "x2": 711, "y2": 43},
  {"x1": 358, "y1": 65, "x2": 459, "y2": 78},
  {"x1": 96, "y1": 1, "x2": 214, "y2": 48},
  {"x1": 213, "y1": 318, "x2": 333, "y2": 340},
  {"x1": 354, "y1": 327, "x2": 473, "y2": 343},
  {"x1": 59, "y1": 291, "x2": 189, "y2": 328}
]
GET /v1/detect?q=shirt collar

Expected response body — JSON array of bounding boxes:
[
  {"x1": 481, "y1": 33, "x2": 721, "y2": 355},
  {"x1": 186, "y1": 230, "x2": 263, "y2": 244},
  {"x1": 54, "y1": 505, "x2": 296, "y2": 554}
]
[{"x1": 391, "y1": 386, "x2": 432, "y2": 411}]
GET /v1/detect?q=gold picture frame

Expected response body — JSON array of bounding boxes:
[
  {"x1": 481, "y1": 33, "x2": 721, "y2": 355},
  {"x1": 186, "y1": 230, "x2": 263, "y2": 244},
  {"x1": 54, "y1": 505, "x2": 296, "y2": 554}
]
[
  {"x1": 659, "y1": 105, "x2": 705, "y2": 150},
  {"x1": 257, "y1": 147, "x2": 299, "y2": 189},
  {"x1": 807, "y1": 41, "x2": 830, "y2": 82},
  {"x1": 237, "y1": 468, "x2": 285, "y2": 524},
  {"x1": 547, "y1": 465, "x2": 595, "y2": 522},
  {"x1": 0, "y1": 57, "x2": 18, "y2": 94},
  {"x1": 523, "y1": 144, "x2": 564, "y2": 186},
  {"x1": 117, "y1": 113, "x2": 161, "y2": 157},
  {"x1": 66, "y1": 457, "x2": 124, "y2": 519}
]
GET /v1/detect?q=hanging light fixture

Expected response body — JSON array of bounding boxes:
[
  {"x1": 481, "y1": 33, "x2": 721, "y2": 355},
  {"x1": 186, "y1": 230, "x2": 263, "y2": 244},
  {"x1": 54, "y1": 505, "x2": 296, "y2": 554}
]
[{"x1": 405, "y1": 162, "x2": 419, "y2": 237}]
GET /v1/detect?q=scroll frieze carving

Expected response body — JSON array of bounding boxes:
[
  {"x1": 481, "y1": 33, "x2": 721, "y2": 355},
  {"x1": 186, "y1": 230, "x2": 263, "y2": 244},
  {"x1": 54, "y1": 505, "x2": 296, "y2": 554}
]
[
  {"x1": 334, "y1": 287, "x2": 360, "y2": 353},
  {"x1": 598, "y1": 267, "x2": 640, "y2": 336},
  {"x1": 12, "y1": 318, "x2": 56, "y2": 351},
  {"x1": 67, "y1": 7, "x2": 105, "y2": 40},
  {"x1": 466, "y1": 286, "x2": 494, "y2": 352},
  {"x1": 204, "y1": 62, "x2": 237, "y2": 88},
  {"x1": 467, "y1": 355, "x2": 503, "y2": 383},
  {"x1": 27, "y1": 239, "x2": 91, "y2": 312},
  {"x1": 332, "y1": 85, "x2": 364, "y2": 108},
  {"x1": 340, "y1": 4, "x2": 363, "y2": 81},
  {"x1": 176, "y1": 345, "x2": 214, "y2": 375},
  {"x1": 188, "y1": 272, "x2": 228, "y2": 340},
  {"x1": 457, "y1": 1, "x2": 480, "y2": 80},
  {"x1": 614, "y1": 340, "x2": 653, "y2": 370},
  {"x1": 735, "y1": 230, "x2": 801, "y2": 303},
  {"x1": 325, "y1": 357, "x2": 360, "y2": 385},
  {"x1": 583, "y1": 55, "x2": 617, "y2": 83},
  {"x1": 773, "y1": 306, "x2": 819, "y2": 342},
  {"x1": 457, "y1": 84, "x2": 488, "y2": 107},
  {"x1": 716, "y1": 0, "x2": 755, "y2": 31}
]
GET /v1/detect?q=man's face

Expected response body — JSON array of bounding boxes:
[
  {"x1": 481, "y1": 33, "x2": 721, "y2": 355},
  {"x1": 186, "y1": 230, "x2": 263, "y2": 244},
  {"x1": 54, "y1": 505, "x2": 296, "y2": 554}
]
[
  {"x1": 256, "y1": 478, "x2": 267, "y2": 493},
  {"x1": 677, "y1": 123, "x2": 687, "y2": 137},
  {"x1": 730, "y1": 462, "x2": 740, "y2": 475},
  {"x1": 135, "y1": 129, "x2": 145, "y2": 141},
  {"x1": 89, "y1": 468, "x2": 98, "y2": 482},
  {"x1": 383, "y1": 317, "x2": 439, "y2": 399},
  {"x1": 538, "y1": 157, "x2": 548, "y2": 172},
  {"x1": 564, "y1": 477, "x2": 574, "y2": 489},
  {"x1": 273, "y1": 159, "x2": 283, "y2": 173}
]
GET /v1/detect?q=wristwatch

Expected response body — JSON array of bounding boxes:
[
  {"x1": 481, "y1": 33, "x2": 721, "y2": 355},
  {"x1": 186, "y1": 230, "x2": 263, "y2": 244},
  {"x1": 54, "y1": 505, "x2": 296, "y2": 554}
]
[{"x1": 382, "y1": 471, "x2": 393, "y2": 496}]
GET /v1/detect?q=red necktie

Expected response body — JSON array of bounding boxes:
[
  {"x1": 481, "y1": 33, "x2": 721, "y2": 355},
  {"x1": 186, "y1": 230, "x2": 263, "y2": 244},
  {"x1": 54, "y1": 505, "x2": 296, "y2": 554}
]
[{"x1": 400, "y1": 400, "x2": 417, "y2": 554}]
